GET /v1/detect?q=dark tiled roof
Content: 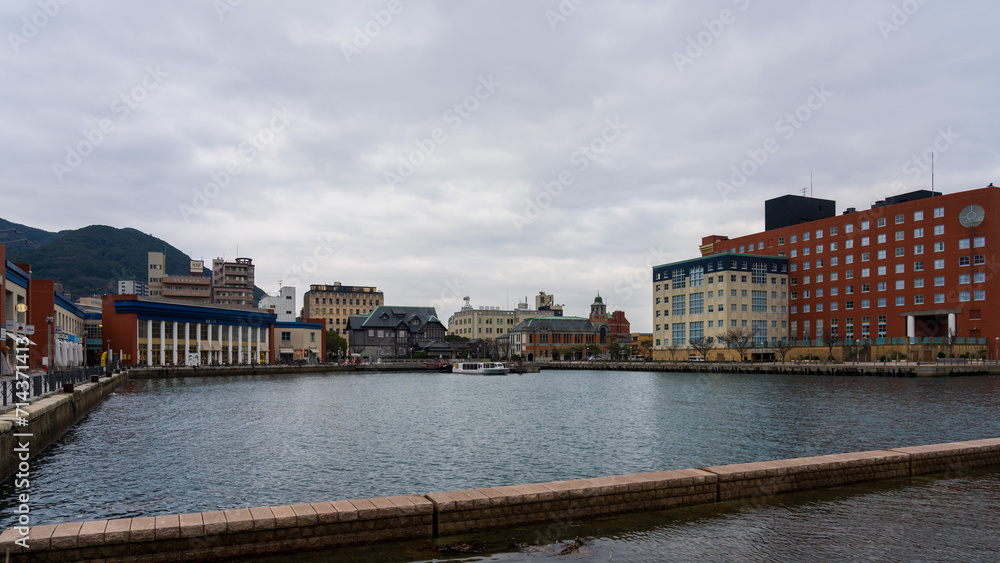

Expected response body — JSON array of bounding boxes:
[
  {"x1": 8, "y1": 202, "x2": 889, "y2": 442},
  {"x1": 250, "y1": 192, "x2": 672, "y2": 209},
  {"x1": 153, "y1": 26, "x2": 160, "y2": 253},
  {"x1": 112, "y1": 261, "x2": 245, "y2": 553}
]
[
  {"x1": 354, "y1": 306, "x2": 443, "y2": 334},
  {"x1": 510, "y1": 316, "x2": 601, "y2": 333}
]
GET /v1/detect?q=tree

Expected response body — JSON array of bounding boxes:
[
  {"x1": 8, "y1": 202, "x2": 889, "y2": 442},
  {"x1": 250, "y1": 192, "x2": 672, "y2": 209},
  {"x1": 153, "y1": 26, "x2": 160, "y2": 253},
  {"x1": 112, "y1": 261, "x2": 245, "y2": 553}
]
[
  {"x1": 663, "y1": 342, "x2": 679, "y2": 362},
  {"x1": 689, "y1": 336, "x2": 714, "y2": 361},
  {"x1": 720, "y1": 327, "x2": 756, "y2": 362},
  {"x1": 818, "y1": 327, "x2": 841, "y2": 363},
  {"x1": 773, "y1": 338, "x2": 795, "y2": 363},
  {"x1": 325, "y1": 330, "x2": 348, "y2": 358},
  {"x1": 944, "y1": 326, "x2": 958, "y2": 357},
  {"x1": 445, "y1": 334, "x2": 469, "y2": 343}
]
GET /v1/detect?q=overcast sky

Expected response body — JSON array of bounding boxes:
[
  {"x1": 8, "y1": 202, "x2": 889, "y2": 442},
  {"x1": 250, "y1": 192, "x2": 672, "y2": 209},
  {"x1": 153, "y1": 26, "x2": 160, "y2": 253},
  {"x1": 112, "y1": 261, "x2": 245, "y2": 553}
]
[{"x1": 2, "y1": 1, "x2": 999, "y2": 331}]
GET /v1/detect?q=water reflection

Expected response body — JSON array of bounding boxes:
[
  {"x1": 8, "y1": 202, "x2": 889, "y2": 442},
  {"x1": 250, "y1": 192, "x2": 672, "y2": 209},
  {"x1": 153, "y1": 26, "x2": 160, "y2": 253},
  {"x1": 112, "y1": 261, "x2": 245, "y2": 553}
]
[{"x1": 1, "y1": 370, "x2": 998, "y2": 530}]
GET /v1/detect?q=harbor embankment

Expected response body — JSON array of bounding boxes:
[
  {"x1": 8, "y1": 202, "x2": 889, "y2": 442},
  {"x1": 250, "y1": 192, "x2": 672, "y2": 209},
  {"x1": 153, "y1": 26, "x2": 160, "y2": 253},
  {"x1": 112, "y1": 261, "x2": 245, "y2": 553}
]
[{"x1": 2, "y1": 436, "x2": 997, "y2": 562}]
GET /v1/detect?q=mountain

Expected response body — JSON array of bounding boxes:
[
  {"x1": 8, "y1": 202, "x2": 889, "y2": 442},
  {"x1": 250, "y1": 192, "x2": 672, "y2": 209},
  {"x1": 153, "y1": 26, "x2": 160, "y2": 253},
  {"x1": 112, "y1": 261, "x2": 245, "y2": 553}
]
[
  {"x1": 0, "y1": 218, "x2": 66, "y2": 259},
  {"x1": 2, "y1": 221, "x2": 267, "y2": 303}
]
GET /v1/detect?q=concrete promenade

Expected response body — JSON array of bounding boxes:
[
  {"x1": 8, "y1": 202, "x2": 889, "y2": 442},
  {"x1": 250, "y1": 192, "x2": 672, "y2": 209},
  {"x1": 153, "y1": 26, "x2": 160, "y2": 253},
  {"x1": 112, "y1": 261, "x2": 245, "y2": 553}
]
[
  {"x1": 1, "y1": 437, "x2": 998, "y2": 561},
  {"x1": 543, "y1": 359, "x2": 1000, "y2": 377},
  {"x1": 120, "y1": 359, "x2": 1000, "y2": 379}
]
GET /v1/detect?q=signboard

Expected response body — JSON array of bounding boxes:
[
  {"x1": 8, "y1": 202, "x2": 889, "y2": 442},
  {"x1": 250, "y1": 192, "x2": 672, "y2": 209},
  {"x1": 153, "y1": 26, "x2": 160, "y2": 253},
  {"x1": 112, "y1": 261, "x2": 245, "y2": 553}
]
[
  {"x1": 4, "y1": 321, "x2": 12, "y2": 331},
  {"x1": 1, "y1": 328, "x2": 5, "y2": 340},
  {"x1": 22, "y1": 324, "x2": 35, "y2": 335}
]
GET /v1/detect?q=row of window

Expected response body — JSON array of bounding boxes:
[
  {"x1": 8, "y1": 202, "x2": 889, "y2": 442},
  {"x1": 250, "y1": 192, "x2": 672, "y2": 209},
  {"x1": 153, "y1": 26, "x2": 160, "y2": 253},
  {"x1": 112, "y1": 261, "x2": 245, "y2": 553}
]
[
  {"x1": 790, "y1": 254, "x2": 987, "y2": 276},
  {"x1": 657, "y1": 302, "x2": 787, "y2": 317},
  {"x1": 790, "y1": 315, "x2": 888, "y2": 339},
  {"x1": 787, "y1": 238, "x2": 984, "y2": 260},
  {"x1": 791, "y1": 273, "x2": 988, "y2": 298},
  {"x1": 734, "y1": 207, "x2": 964, "y2": 254},
  {"x1": 655, "y1": 274, "x2": 786, "y2": 292},
  {"x1": 789, "y1": 291, "x2": 987, "y2": 313},
  {"x1": 314, "y1": 297, "x2": 380, "y2": 306},
  {"x1": 655, "y1": 260, "x2": 787, "y2": 283},
  {"x1": 655, "y1": 319, "x2": 786, "y2": 333}
]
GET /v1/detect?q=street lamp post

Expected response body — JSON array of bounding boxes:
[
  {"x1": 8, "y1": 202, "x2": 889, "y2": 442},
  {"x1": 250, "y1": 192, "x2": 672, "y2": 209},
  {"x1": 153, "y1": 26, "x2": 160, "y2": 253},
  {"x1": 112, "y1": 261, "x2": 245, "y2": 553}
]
[{"x1": 45, "y1": 314, "x2": 54, "y2": 372}]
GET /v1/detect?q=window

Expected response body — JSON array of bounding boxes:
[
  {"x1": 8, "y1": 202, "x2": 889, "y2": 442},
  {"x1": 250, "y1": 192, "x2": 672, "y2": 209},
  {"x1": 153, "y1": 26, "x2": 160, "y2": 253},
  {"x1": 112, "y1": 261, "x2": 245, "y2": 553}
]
[
  {"x1": 752, "y1": 290, "x2": 767, "y2": 312},
  {"x1": 877, "y1": 234, "x2": 887, "y2": 244},
  {"x1": 975, "y1": 290, "x2": 986, "y2": 301},
  {"x1": 282, "y1": 331, "x2": 292, "y2": 341},
  {"x1": 959, "y1": 273, "x2": 971, "y2": 284},
  {"x1": 862, "y1": 236, "x2": 870, "y2": 246},
  {"x1": 877, "y1": 281, "x2": 886, "y2": 291},
  {"x1": 877, "y1": 217, "x2": 886, "y2": 227},
  {"x1": 689, "y1": 321, "x2": 704, "y2": 340},
  {"x1": 862, "y1": 252, "x2": 870, "y2": 262},
  {"x1": 914, "y1": 210, "x2": 924, "y2": 221},
  {"x1": 959, "y1": 291, "x2": 971, "y2": 302},
  {"x1": 791, "y1": 249, "x2": 798, "y2": 258},
  {"x1": 831, "y1": 301, "x2": 838, "y2": 311},
  {"x1": 689, "y1": 292, "x2": 704, "y2": 315},
  {"x1": 804, "y1": 232, "x2": 811, "y2": 241},
  {"x1": 934, "y1": 241, "x2": 944, "y2": 252},
  {"x1": 791, "y1": 235, "x2": 797, "y2": 243},
  {"x1": 934, "y1": 276, "x2": 945, "y2": 286},
  {"x1": 846, "y1": 239, "x2": 854, "y2": 249},
  {"x1": 831, "y1": 242, "x2": 838, "y2": 251},
  {"x1": 975, "y1": 272, "x2": 986, "y2": 283},
  {"x1": 877, "y1": 266, "x2": 886, "y2": 276},
  {"x1": 861, "y1": 268, "x2": 870, "y2": 277},
  {"x1": 861, "y1": 283, "x2": 870, "y2": 293},
  {"x1": 846, "y1": 300, "x2": 854, "y2": 310},
  {"x1": 831, "y1": 257, "x2": 839, "y2": 266},
  {"x1": 932, "y1": 293, "x2": 943, "y2": 304},
  {"x1": 914, "y1": 261, "x2": 924, "y2": 271},
  {"x1": 831, "y1": 227, "x2": 839, "y2": 235},
  {"x1": 672, "y1": 294, "x2": 686, "y2": 316},
  {"x1": 816, "y1": 244, "x2": 823, "y2": 254},
  {"x1": 877, "y1": 250, "x2": 886, "y2": 260},
  {"x1": 846, "y1": 224, "x2": 854, "y2": 233},
  {"x1": 959, "y1": 238, "x2": 971, "y2": 250},
  {"x1": 914, "y1": 278, "x2": 924, "y2": 288},
  {"x1": 933, "y1": 207, "x2": 944, "y2": 218},
  {"x1": 960, "y1": 256, "x2": 970, "y2": 266},
  {"x1": 895, "y1": 231, "x2": 904, "y2": 241},
  {"x1": 861, "y1": 299, "x2": 870, "y2": 309},
  {"x1": 914, "y1": 227, "x2": 924, "y2": 238},
  {"x1": 895, "y1": 296, "x2": 904, "y2": 306},
  {"x1": 804, "y1": 247, "x2": 811, "y2": 256},
  {"x1": 877, "y1": 298, "x2": 886, "y2": 308},
  {"x1": 672, "y1": 323, "x2": 686, "y2": 346},
  {"x1": 831, "y1": 286, "x2": 839, "y2": 295},
  {"x1": 778, "y1": 237, "x2": 785, "y2": 245},
  {"x1": 861, "y1": 220, "x2": 870, "y2": 230},
  {"x1": 690, "y1": 266, "x2": 705, "y2": 287},
  {"x1": 974, "y1": 236, "x2": 985, "y2": 247},
  {"x1": 934, "y1": 259, "x2": 945, "y2": 269},
  {"x1": 914, "y1": 244, "x2": 924, "y2": 255},
  {"x1": 895, "y1": 214, "x2": 904, "y2": 224}
]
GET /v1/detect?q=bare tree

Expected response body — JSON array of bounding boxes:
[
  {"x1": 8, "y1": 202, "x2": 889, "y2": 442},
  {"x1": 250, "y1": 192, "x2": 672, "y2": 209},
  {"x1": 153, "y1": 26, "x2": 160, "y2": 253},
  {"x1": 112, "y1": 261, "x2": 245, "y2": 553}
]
[
  {"x1": 944, "y1": 326, "x2": 958, "y2": 358},
  {"x1": 663, "y1": 342, "x2": 679, "y2": 362},
  {"x1": 772, "y1": 338, "x2": 796, "y2": 363},
  {"x1": 719, "y1": 327, "x2": 756, "y2": 362},
  {"x1": 689, "y1": 336, "x2": 715, "y2": 361},
  {"x1": 818, "y1": 326, "x2": 841, "y2": 363}
]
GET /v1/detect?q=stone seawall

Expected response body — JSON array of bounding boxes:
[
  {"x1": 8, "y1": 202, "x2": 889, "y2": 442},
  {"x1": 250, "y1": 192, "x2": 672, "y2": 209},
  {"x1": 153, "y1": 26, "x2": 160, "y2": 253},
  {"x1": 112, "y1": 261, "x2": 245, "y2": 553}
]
[
  {"x1": 0, "y1": 370, "x2": 130, "y2": 482},
  {"x1": 2, "y1": 437, "x2": 998, "y2": 562}
]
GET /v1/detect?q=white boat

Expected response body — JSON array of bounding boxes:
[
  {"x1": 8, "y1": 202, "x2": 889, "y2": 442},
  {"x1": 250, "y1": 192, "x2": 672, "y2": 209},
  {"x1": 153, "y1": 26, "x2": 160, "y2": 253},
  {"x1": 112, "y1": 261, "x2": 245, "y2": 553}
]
[{"x1": 452, "y1": 361, "x2": 510, "y2": 375}]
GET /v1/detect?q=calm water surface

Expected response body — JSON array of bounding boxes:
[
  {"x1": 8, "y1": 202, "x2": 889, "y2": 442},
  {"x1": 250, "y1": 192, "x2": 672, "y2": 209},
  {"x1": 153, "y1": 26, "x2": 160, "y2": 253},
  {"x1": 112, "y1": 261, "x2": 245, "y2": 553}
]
[{"x1": 1, "y1": 370, "x2": 998, "y2": 530}]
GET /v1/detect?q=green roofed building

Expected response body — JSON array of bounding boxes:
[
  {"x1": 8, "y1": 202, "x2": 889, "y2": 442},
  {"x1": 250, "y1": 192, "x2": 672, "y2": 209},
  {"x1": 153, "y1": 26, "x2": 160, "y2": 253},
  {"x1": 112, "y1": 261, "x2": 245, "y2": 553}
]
[{"x1": 346, "y1": 306, "x2": 446, "y2": 358}]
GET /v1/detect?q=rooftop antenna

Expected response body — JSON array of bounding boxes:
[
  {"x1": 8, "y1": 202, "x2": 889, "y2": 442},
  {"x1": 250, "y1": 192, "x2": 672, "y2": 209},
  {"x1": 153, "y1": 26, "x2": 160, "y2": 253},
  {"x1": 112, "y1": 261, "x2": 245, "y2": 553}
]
[
  {"x1": 931, "y1": 153, "x2": 935, "y2": 196},
  {"x1": 800, "y1": 187, "x2": 807, "y2": 197}
]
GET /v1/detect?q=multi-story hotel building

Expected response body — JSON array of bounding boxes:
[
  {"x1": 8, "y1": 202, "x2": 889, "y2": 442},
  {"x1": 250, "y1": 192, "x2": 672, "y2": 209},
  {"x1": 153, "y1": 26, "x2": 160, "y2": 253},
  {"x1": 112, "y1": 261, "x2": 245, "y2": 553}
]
[
  {"x1": 702, "y1": 185, "x2": 1000, "y2": 357},
  {"x1": 212, "y1": 257, "x2": 255, "y2": 306},
  {"x1": 447, "y1": 293, "x2": 561, "y2": 340},
  {"x1": 302, "y1": 282, "x2": 383, "y2": 335},
  {"x1": 162, "y1": 260, "x2": 211, "y2": 304},
  {"x1": 652, "y1": 253, "x2": 789, "y2": 355}
]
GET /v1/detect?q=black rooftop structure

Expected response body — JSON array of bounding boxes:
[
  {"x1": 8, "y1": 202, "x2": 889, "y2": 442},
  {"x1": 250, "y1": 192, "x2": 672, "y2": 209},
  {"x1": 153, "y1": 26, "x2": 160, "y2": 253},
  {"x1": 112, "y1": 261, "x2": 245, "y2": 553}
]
[{"x1": 764, "y1": 194, "x2": 836, "y2": 231}]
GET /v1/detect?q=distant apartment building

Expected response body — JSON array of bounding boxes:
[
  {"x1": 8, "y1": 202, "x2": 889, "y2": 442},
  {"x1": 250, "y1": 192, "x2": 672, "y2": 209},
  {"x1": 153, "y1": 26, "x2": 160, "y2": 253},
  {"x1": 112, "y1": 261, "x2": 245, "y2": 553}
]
[
  {"x1": 147, "y1": 251, "x2": 165, "y2": 296},
  {"x1": 448, "y1": 293, "x2": 561, "y2": 340},
  {"x1": 212, "y1": 257, "x2": 255, "y2": 306},
  {"x1": 301, "y1": 282, "x2": 383, "y2": 335},
  {"x1": 258, "y1": 286, "x2": 297, "y2": 323},
  {"x1": 119, "y1": 279, "x2": 149, "y2": 296},
  {"x1": 161, "y1": 260, "x2": 211, "y2": 304}
]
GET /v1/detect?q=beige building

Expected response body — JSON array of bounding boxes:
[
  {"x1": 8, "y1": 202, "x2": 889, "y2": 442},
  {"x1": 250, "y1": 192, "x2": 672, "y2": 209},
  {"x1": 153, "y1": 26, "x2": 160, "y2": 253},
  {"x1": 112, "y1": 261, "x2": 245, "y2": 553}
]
[
  {"x1": 652, "y1": 253, "x2": 789, "y2": 357},
  {"x1": 147, "y1": 251, "x2": 166, "y2": 296},
  {"x1": 448, "y1": 294, "x2": 561, "y2": 340},
  {"x1": 302, "y1": 282, "x2": 383, "y2": 335},
  {"x1": 212, "y1": 257, "x2": 255, "y2": 306}
]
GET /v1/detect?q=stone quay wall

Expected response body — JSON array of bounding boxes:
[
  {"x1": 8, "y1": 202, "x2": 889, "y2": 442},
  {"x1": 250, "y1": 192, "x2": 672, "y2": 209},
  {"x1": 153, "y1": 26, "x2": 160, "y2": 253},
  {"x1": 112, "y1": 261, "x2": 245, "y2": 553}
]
[
  {"x1": 2, "y1": 437, "x2": 998, "y2": 562},
  {"x1": 0, "y1": 370, "x2": 130, "y2": 482}
]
